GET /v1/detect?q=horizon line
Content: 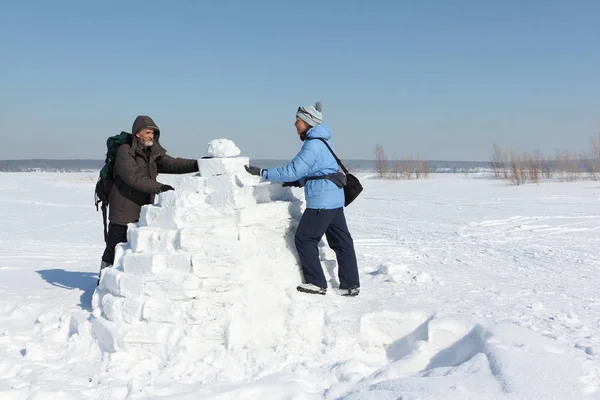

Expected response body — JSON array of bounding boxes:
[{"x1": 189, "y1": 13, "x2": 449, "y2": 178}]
[{"x1": 0, "y1": 158, "x2": 493, "y2": 164}]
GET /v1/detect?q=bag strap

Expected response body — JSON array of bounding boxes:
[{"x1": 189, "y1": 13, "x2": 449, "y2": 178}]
[
  {"x1": 101, "y1": 203, "x2": 108, "y2": 243},
  {"x1": 308, "y1": 137, "x2": 349, "y2": 174}
]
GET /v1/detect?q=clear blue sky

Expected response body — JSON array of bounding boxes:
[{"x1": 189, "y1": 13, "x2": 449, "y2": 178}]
[{"x1": 1, "y1": 0, "x2": 598, "y2": 161}]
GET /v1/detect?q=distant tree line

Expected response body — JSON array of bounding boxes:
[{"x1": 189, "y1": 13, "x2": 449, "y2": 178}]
[
  {"x1": 373, "y1": 145, "x2": 431, "y2": 180},
  {"x1": 490, "y1": 131, "x2": 600, "y2": 185},
  {"x1": 0, "y1": 159, "x2": 103, "y2": 172}
]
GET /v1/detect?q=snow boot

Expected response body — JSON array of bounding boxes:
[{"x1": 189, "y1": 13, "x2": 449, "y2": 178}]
[
  {"x1": 296, "y1": 283, "x2": 326, "y2": 295},
  {"x1": 338, "y1": 287, "x2": 360, "y2": 297}
]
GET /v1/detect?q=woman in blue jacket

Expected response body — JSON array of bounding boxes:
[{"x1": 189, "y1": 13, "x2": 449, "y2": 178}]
[{"x1": 245, "y1": 102, "x2": 360, "y2": 296}]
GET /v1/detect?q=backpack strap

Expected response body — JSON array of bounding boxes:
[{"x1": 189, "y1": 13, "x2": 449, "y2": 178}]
[
  {"x1": 101, "y1": 203, "x2": 108, "y2": 242},
  {"x1": 307, "y1": 137, "x2": 349, "y2": 174}
]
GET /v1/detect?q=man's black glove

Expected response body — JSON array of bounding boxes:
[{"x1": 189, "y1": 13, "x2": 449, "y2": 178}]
[
  {"x1": 282, "y1": 180, "x2": 301, "y2": 187},
  {"x1": 244, "y1": 165, "x2": 262, "y2": 176},
  {"x1": 159, "y1": 184, "x2": 175, "y2": 192}
]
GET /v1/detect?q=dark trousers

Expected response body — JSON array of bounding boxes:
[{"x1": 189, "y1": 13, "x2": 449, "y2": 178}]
[
  {"x1": 101, "y1": 222, "x2": 128, "y2": 265},
  {"x1": 294, "y1": 207, "x2": 359, "y2": 290}
]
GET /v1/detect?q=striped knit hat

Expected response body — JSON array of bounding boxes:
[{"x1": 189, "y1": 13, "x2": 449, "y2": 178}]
[{"x1": 296, "y1": 102, "x2": 323, "y2": 127}]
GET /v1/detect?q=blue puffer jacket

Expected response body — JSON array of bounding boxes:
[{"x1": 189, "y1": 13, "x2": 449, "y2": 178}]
[{"x1": 262, "y1": 124, "x2": 344, "y2": 210}]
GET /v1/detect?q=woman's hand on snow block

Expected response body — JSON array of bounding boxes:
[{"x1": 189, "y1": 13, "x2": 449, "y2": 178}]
[{"x1": 244, "y1": 165, "x2": 262, "y2": 176}]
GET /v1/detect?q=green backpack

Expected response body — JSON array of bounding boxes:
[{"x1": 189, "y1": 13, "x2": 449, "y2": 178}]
[{"x1": 94, "y1": 132, "x2": 132, "y2": 241}]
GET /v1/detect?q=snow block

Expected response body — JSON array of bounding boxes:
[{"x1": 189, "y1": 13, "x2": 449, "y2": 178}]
[
  {"x1": 205, "y1": 138, "x2": 241, "y2": 158},
  {"x1": 179, "y1": 226, "x2": 240, "y2": 251},
  {"x1": 162, "y1": 175, "x2": 207, "y2": 193},
  {"x1": 101, "y1": 293, "x2": 145, "y2": 324},
  {"x1": 144, "y1": 273, "x2": 202, "y2": 299},
  {"x1": 112, "y1": 241, "x2": 128, "y2": 270},
  {"x1": 191, "y1": 252, "x2": 241, "y2": 277},
  {"x1": 204, "y1": 174, "x2": 244, "y2": 192},
  {"x1": 186, "y1": 300, "x2": 210, "y2": 324},
  {"x1": 253, "y1": 183, "x2": 301, "y2": 204},
  {"x1": 118, "y1": 274, "x2": 145, "y2": 298},
  {"x1": 157, "y1": 190, "x2": 209, "y2": 208},
  {"x1": 121, "y1": 253, "x2": 190, "y2": 274},
  {"x1": 127, "y1": 226, "x2": 178, "y2": 253},
  {"x1": 206, "y1": 186, "x2": 256, "y2": 209},
  {"x1": 91, "y1": 317, "x2": 176, "y2": 353},
  {"x1": 115, "y1": 272, "x2": 201, "y2": 300},
  {"x1": 235, "y1": 225, "x2": 259, "y2": 244},
  {"x1": 142, "y1": 298, "x2": 189, "y2": 324},
  {"x1": 139, "y1": 206, "x2": 229, "y2": 229},
  {"x1": 100, "y1": 267, "x2": 122, "y2": 295},
  {"x1": 122, "y1": 253, "x2": 168, "y2": 274},
  {"x1": 235, "y1": 201, "x2": 301, "y2": 227},
  {"x1": 167, "y1": 253, "x2": 193, "y2": 273},
  {"x1": 203, "y1": 173, "x2": 259, "y2": 191},
  {"x1": 197, "y1": 157, "x2": 249, "y2": 177},
  {"x1": 235, "y1": 171, "x2": 262, "y2": 187}
]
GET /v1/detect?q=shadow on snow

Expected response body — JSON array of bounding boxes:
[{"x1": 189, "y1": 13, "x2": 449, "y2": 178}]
[{"x1": 36, "y1": 268, "x2": 97, "y2": 312}]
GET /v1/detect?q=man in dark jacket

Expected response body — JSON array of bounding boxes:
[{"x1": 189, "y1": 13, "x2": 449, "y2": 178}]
[{"x1": 99, "y1": 115, "x2": 199, "y2": 272}]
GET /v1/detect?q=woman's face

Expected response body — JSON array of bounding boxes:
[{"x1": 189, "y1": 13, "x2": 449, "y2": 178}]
[{"x1": 295, "y1": 117, "x2": 310, "y2": 139}]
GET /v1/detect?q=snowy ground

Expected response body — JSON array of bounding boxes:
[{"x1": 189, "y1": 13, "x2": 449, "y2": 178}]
[{"x1": 0, "y1": 171, "x2": 599, "y2": 399}]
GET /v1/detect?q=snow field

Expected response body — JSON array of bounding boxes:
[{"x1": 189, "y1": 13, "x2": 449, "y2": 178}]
[{"x1": 0, "y1": 160, "x2": 598, "y2": 398}]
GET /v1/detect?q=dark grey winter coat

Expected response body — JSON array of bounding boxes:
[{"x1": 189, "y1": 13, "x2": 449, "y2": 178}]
[{"x1": 109, "y1": 128, "x2": 198, "y2": 226}]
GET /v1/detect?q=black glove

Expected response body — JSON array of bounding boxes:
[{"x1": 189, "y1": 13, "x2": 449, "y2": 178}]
[
  {"x1": 244, "y1": 165, "x2": 262, "y2": 176},
  {"x1": 282, "y1": 180, "x2": 301, "y2": 187},
  {"x1": 159, "y1": 184, "x2": 175, "y2": 192}
]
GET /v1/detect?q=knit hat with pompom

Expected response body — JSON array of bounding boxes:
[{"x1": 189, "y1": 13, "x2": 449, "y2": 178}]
[{"x1": 296, "y1": 101, "x2": 323, "y2": 127}]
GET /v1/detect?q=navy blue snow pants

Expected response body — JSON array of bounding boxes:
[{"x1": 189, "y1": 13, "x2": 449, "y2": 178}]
[
  {"x1": 101, "y1": 222, "x2": 128, "y2": 265},
  {"x1": 294, "y1": 207, "x2": 360, "y2": 290}
]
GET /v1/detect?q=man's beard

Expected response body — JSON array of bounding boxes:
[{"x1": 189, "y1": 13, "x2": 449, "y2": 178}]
[
  {"x1": 299, "y1": 131, "x2": 308, "y2": 141},
  {"x1": 141, "y1": 140, "x2": 154, "y2": 147}
]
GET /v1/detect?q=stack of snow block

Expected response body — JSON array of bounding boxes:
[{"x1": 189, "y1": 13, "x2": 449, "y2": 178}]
[{"x1": 91, "y1": 139, "x2": 305, "y2": 355}]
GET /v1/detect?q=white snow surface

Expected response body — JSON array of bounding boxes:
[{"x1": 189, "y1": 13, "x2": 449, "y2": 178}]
[
  {"x1": 204, "y1": 139, "x2": 241, "y2": 158},
  {"x1": 1, "y1": 167, "x2": 600, "y2": 399}
]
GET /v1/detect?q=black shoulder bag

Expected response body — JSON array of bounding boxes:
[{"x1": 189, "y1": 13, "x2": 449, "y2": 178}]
[{"x1": 306, "y1": 138, "x2": 363, "y2": 207}]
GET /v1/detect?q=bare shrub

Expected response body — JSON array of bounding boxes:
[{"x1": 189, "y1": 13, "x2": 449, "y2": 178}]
[
  {"x1": 556, "y1": 150, "x2": 580, "y2": 182},
  {"x1": 402, "y1": 154, "x2": 413, "y2": 180},
  {"x1": 502, "y1": 147, "x2": 509, "y2": 179},
  {"x1": 508, "y1": 147, "x2": 525, "y2": 185},
  {"x1": 489, "y1": 138, "x2": 600, "y2": 185},
  {"x1": 376, "y1": 149, "x2": 430, "y2": 180},
  {"x1": 519, "y1": 153, "x2": 527, "y2": 184},
  {"x1": 541, "y1": 153, "x2": 552, "y2": 179},
  {"x1": 393, "y1": 158, "x2": 402, "y2": 179},
  {"x1": 527, "y1": 150, "x2": 541, "y2": 184},
  {"x1": 374, "y1": 144, "x2": 387, "y2": 178},
  {"x1": 582, "y1": 155, "x2": 597, "y2": 181},
  {"x1": 492, "y1": 145, "x2": 546, "y2": 185},
  {"x1": 415, "y1": 153, "x2": 421, "y2": 180},
  {"x1": 419, "y1": 159, "x2": 430, "y2": 179},
  {"x1": 491, "y1": 143, "x2": 506, "y2": 178},
  {"x1": 583, "y1": 132, "x2": 600, "y2": 181}
]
